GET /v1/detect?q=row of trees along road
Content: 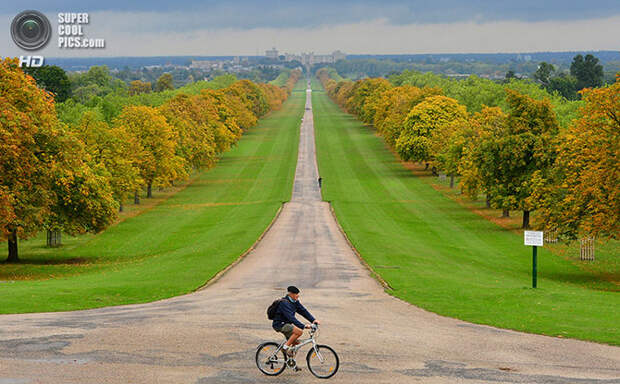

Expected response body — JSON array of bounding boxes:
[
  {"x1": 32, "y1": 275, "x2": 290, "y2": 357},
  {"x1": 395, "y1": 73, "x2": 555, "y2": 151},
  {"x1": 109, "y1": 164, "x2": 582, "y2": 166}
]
[
  {"x1": 1, "y1": 58, "x2": 302, "y2": 261},
  {"x1": 317, "y1": 68, "x2": 618, "y2": 243}
]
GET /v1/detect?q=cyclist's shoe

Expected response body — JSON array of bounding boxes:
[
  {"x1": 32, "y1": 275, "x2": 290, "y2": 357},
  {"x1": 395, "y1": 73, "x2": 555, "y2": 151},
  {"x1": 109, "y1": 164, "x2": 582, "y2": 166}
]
[{"x1": 283, "y1": 347, "x2": 294, "y2": 358}]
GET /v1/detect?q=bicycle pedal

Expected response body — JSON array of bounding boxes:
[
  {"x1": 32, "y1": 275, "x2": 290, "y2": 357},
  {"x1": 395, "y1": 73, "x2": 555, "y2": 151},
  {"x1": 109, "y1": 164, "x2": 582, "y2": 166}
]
[{"x1": 294, "y1": 367, "x2": 303, "y2": 372}]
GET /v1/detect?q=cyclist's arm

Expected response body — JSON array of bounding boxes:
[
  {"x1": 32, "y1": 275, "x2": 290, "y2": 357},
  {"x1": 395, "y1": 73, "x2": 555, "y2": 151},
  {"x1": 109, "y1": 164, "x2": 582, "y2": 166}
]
[{"x1": 296, "y1": 302, "x2": 316, "y2": 324}]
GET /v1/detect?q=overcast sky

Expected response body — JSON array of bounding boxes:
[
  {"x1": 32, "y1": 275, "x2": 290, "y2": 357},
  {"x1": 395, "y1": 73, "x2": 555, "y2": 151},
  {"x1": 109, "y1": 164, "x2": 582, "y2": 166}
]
[{"x1": 2, "y1": 1, "x2": 619, "y2": 56}]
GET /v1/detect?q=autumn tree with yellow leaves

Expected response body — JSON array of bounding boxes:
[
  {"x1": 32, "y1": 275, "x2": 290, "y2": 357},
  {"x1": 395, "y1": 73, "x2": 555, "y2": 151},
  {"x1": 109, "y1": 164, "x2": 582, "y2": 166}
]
[
  {"x1": 395, "y1": 95, "x2": 468, "y2": 168},
  {"x1": 531, "y1": 79, "x2": 619, "y2": 239},
  {"x1": 0, "y1": 58, "x2": 118, "y2": 259},
  {"x1": 115, "y1": 105, "x2": 187, "y2": 200}
]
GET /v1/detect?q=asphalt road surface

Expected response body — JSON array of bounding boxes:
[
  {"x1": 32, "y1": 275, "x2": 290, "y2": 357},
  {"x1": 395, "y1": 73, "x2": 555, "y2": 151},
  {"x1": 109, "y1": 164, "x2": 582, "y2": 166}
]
[{"x1": 1, "y1": 85, "x2": 619, "y2": 384}]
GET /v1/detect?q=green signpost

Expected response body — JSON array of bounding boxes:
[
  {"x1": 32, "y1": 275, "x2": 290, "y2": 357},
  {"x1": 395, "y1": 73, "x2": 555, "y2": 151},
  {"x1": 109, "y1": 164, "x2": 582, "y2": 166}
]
[{"x1": 524, "y1": 231, "x2": 544, "y2": 288}]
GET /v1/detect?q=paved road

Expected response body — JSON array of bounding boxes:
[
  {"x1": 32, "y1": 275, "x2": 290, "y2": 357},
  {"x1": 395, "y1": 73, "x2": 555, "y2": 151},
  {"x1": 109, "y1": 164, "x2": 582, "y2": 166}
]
[{"x1": 1, "y1": 85, "x2": 619, "y2": 384}]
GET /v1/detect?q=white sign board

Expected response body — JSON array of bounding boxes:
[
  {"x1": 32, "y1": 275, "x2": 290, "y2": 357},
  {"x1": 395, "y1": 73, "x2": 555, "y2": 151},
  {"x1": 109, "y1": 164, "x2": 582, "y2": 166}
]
[{"x1": 524, "y1": 231, "x2": 544, "y2": 247}]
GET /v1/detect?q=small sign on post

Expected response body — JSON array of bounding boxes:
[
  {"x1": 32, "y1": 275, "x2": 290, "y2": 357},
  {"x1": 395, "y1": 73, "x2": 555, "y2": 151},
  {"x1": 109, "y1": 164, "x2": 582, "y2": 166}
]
[{"x1": 524, "y1": 231, "x2": 543, "y2": 288}]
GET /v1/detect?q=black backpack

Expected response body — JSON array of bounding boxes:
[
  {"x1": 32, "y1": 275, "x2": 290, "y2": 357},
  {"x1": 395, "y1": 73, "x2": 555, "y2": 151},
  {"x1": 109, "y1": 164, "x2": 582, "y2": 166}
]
[{"x1": 267, "y1": 297, "x2": 286, "y2": 320}]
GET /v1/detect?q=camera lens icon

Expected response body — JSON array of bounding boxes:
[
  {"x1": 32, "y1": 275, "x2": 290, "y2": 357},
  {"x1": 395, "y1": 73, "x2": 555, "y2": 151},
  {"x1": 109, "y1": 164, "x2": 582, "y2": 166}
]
[{"x1": 11, "y1": 10, "x2": 52, "y2": 51}]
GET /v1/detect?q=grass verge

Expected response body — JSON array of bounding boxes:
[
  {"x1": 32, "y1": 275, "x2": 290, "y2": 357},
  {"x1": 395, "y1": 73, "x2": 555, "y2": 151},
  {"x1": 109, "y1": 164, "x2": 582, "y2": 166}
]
[
  {"x1": 0, "y1": 81, "x2": 305, "y2": 314},
  {"x1": 312, "y1": 79, "x2": 619, "y2": 346}
]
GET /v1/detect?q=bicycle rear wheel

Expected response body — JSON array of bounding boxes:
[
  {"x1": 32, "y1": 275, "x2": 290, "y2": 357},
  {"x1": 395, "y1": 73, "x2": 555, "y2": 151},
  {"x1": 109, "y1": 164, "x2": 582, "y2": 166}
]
[
  {"x1": 306, "y1": 344, "x2": 339, "y2": 379},
  {"x1": 256, "y1": 342, "x2": 287, "y2": 376}
]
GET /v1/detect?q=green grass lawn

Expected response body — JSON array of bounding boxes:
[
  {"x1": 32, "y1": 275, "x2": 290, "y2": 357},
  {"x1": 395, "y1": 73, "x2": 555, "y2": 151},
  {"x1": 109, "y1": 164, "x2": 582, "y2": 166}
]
[
  {"x1": 311, "y1": 79, "x2": 619, "y2": 346},
  {"x1": 0, "y1": 81, "x2": 305, "y2": 314}
]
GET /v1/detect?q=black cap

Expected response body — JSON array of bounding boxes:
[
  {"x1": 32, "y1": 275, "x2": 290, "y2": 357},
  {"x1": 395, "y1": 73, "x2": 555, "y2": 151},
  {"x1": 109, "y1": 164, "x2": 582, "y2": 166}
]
[{"x1": 287, "y1": 286, "x2": 300, "y2": 294}]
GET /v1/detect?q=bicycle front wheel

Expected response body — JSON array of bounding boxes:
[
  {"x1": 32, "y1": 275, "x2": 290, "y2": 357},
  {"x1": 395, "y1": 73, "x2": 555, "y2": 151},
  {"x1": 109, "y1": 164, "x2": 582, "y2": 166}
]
[
  {"x1": 256, "y1": 342, "x2": 286, "y2": 376},
  {"x1": 306, "y1": 344, "x2": 339, "y2": 379}
]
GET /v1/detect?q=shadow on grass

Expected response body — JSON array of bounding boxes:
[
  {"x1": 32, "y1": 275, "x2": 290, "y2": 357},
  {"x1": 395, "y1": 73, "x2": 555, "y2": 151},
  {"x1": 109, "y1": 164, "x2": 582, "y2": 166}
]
[
  {"x1": 543, "y1": 271, "x2": 620, "y2": 292},
  {"x1": 1, "y1": 257, "x2": 90, "y2": 266}
]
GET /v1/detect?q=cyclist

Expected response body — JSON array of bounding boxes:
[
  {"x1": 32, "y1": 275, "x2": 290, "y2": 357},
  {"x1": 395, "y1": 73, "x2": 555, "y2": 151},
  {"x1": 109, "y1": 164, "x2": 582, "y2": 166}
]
[{"x1": 272, "y1": 286, "x2": 320, "y2": 358}]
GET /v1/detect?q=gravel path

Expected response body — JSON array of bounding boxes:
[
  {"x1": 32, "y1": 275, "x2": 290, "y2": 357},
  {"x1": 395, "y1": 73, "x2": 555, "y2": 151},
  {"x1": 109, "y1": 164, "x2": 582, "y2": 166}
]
[{"x1": 0, "y1": 85, "x2": 618, "y2": 384}]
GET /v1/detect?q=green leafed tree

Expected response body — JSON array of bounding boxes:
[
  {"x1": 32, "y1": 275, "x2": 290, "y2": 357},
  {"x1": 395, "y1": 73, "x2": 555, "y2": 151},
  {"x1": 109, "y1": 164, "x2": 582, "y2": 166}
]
[
  {"x1": 533, "y1": 62, "x2": 555, "y2": 88},
  {"x1": 570, "y1": 54, "x2": 604, "y2": 91},
  {"x1": 472, "y1": 90, "x2": 560, "y2": 228},
  {"x1": 23, "y1": 65, "x2": 71, "y2": 102}
]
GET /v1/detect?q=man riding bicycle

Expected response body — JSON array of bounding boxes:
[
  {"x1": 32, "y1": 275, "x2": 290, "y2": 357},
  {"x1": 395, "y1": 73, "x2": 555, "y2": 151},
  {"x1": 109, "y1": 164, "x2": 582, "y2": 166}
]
[{"x1": 272, "y1": 286, "x2": 320, "y2": 358}]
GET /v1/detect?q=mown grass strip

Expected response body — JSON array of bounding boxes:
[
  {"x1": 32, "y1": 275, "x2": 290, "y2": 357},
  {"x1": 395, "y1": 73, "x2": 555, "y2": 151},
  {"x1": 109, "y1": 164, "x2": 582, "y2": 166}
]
[
  {"x1": 312, "y1": 79, "x2": 619, "y2": 346},
  {"x1": 0, "y1": 81, "x2": 305, "y2": 314}
]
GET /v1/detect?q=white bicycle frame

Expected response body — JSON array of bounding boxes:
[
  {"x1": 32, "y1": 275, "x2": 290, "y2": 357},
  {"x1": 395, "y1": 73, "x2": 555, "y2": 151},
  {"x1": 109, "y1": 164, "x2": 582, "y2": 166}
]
[{"x1": 272, "y1": 326, "x2": 325, "y2": 363}]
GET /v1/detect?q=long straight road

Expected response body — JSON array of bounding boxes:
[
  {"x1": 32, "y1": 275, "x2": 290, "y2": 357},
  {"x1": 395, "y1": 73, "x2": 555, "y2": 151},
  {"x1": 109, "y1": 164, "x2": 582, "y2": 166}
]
[{"x1": 0, "y1": 84, "x2": 619, "y2": 383}]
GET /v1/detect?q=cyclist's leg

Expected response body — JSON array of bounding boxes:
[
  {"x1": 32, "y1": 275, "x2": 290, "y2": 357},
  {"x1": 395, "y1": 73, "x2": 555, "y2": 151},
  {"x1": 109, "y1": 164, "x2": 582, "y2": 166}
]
[
  {"x1": 286, "y1": 325, "x2": 303, "y2": 347},
  {"x1": 277, "y1": 323, "x2": 294, "y2": 343}
]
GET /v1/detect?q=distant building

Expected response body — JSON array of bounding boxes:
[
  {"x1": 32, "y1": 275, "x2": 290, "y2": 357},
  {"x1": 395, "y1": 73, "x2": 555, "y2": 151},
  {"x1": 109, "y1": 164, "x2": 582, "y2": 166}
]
[
  {"x1": 332, "y1": 50, "x2": 346, "y2": 62},
  {"x1": 282, "y1": 50, "x2": 347, "y2": 66},
  {"x1": 266, "y1": 47, "x2": 279, "y2": 59},
  {"x1": 190, "y1": 60, "x2": 211, "y2": 69},
  {"x1": 190, "y1": 60, "x2": 223, "y2": 70}
]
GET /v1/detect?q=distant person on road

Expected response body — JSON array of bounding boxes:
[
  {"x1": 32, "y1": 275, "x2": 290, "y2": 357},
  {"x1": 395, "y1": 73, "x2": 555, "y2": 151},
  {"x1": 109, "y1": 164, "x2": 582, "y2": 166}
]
[
  {"x1": 272, "y1": 286, "x2": 320, "y2": 357},
  {"x1": 318, "y1": 177, "x2": 322, "y2": 188}
]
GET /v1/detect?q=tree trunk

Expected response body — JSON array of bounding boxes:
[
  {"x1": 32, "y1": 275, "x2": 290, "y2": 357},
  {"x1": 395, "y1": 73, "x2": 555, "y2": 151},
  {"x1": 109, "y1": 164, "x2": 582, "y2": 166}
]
[
  {"x1": 502, "y1": 209, "x2": 510, "y2": 218},
  {"x1": 7, "y1": 228, "x2": 18, "y2": 262},
  {"x1": 147, "y1": 182, "x2": 153, "y2": 198},
  {"x1": 485, "y1": 195, "x2": 491, "y2": 208},
  {"x1": 522, "y1": 210, "x2": 530, "y2": 229},
  {"x1": 46, "y1": 230, "x2": 62, "y2": 247},
  {"x1": 134, "y1": 190, "x2": 140, "y2": 205},
  {"x1": 449, "y1": 175, "x2": 455, "y2": 189}
]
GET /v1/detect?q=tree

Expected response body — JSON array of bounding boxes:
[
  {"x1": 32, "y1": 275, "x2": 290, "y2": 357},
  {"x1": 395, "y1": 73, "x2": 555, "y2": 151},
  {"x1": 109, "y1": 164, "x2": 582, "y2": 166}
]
[
  {"x1": 1, "y1": 58, "x2": 60, "y2": 261},
  {"x1": 129, "y1": 80, "x2": 152, "y2": 95},
  {"x1": 45, "y1": 137, "x2": 118, "y2": 244},
  {"x1": 74, "y1": 111, "x2": 142, "y2": 211},
  {"x1": 69, "y1": 65, "x2": 126, "y2": 103},
  {"x1": 159, "y1": 94, "x2": 218, "y2": 172},
  {"x1": 114, "y1": 105, "x2": 186, "y2": 199},
  {"x1": 395, "y1": 95, "x2": 468, "y2": 166},
  {"x1": 155, "y1": 73, "x2": 174, "y2": 92},
  {"x1": 458, "y1": 107, "x2": 508, "y2": 204},
  {"x1": 548, "y1": 74, "x2": 578, "y2": 100},
  {"x1": 1, "y1": 59, "x2": 115, "y2": 258},
  {"x1": 371, "y1": 85, "x2": 442, "y2": 146},
  {"x1": 345, "y1": 78, "x2": 392, "y2": 123},
  {"x1": 23, "y1": 65, "x2": 71, "y2": 102},
  {"x1": 533, "y1": 62, "x2": 555, "y2": 88},
  {"x1": 531, "y1": 78, "x2": 619, "y2": 239},
  {"x1": 505, "y1": 70, "x2": 517, "y2": 80},
  {"x1": 570, "y1": 54, "x2": 604, "y2": 91},
  {"x1": 472, "y1": 90, "x2": 560, "y2": 228}
]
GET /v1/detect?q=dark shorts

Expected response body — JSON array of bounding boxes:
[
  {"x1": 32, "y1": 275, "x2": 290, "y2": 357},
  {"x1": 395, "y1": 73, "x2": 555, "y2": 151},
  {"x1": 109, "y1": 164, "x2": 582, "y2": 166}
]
[{"x1": 275, "y1": 323, "x2": 295, "y2": 339}]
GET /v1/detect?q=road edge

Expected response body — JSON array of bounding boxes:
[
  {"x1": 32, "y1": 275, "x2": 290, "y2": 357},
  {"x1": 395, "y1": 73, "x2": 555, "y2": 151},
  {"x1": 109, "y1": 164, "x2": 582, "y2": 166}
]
[
  {"x1": 194, "y1": 203, "x2": 285, "y2": 292},
  {"x1": 327, "y1": 203, "x2": 394, "y2": 291}
]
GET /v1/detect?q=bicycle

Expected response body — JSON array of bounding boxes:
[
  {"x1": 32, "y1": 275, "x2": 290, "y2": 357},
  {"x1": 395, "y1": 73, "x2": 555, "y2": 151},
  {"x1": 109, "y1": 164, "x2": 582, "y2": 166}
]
[{"x1": 255, "y1": 324, "x2": 339, "y2": 379}]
